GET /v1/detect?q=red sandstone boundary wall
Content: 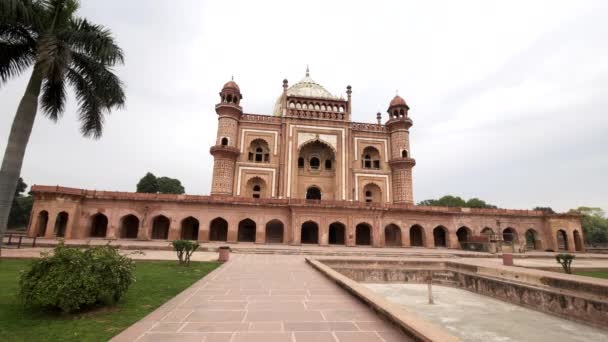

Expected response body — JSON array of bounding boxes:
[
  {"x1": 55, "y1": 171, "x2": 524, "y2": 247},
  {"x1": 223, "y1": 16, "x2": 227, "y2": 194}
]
[{"x1": 27, "y1": 185, "x2": 584, "y2": 253}]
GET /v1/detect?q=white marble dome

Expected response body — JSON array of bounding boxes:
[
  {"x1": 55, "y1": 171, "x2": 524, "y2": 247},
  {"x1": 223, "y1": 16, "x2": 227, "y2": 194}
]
[{"x1": 273, "y1": 69, "x2": 340, "y2": 116}]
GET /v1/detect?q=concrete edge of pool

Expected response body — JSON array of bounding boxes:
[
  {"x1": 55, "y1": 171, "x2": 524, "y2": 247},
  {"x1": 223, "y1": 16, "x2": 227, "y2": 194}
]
[{"x1": 306, "y1": 258, "x2": 461, "y2": 342}]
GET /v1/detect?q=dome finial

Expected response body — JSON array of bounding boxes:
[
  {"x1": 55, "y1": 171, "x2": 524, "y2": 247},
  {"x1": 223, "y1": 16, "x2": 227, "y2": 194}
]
[
  {"x1": 306, "y1": 65, "x2": 309, "y2": 77},
  {"x1": 231, "y1": 75, "x2": 234, "y2": 81}
]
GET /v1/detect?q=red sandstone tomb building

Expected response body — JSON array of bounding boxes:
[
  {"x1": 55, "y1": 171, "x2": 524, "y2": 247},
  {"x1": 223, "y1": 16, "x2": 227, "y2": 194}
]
[{"x1": 27, "y1": 69, "x2": 584, "y2": 252}]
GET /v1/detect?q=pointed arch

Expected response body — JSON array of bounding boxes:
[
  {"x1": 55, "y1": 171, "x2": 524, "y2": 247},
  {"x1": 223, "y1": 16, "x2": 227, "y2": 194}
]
[
  {"x1": 90, "y1": 213, "x2": 108, "y2": 238},
  {"x1": 356, "y1": 223, "x2": 372, "y2": 246},
  {"x1": 238, "y1": 218, "x2": 256, "y2": 242},
  {"x1": 329, "y1": 222, "x2": 346, "y2": 245},
  {"x1": 181, "y1": 216, "x2": 199, "y2": 240},
  {"x1": 557, "y1": 229, "x2": 569, "y2": 251},
  {"x1": 525, "y1": 229, "x2": 539, "y2": 250},
  {"x1": 456, "y1": 226, "x2": 471, "y2": 245},
  {"x1": 265, "y1": 219, "x2": 284, "y2": 243},
  {"x1": 385, "y1": 224, "x2": 402, "y2": 247},
  {"x1": 36, "y1": 211, "x2": 49, "y2": 237},
  {"x1": 503, "y1": 227, "x2": 518, "y2": 243},
  {"x1": 120, "y1": 214, "x2": 139, "y2": 239},
  {"x1": 151, "y1": 215, "x2": 170, "y2": 240},
  {"x1": 54, "y1": 211, "x2": 69, "y2": 238},
  {"x1": 301, "y1": 221, "x2": 319, "y2": 244},
  {"x1": 209, "y1": 217, "x2": 228, "y2": 241},
  {"x1": 433, "y1": 226, "x2": 448, "y2": 248},
  {"x1": 410, "y1": 225, "x2": 425, "y2": 247}
]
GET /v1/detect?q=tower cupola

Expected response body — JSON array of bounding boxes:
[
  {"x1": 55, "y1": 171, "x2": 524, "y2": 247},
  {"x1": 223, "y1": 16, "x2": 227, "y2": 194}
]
[
  {"x1": 219, "y1": 78, "x2": 242, "y2": 105},
  {"x1": 387, "y1": 95, "x2": 409, "y2": 119}
]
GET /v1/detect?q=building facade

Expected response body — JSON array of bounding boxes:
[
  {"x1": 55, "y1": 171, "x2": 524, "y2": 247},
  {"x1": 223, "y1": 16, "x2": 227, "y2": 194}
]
[{"x1": 27, "y1": 70, "x2": 585, "y2": 252}]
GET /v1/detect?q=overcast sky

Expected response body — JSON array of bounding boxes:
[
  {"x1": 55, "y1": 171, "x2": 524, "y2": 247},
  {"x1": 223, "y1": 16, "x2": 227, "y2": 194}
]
[{"x1": 1, "y1": 1, "x2": 607, "y2": 213}]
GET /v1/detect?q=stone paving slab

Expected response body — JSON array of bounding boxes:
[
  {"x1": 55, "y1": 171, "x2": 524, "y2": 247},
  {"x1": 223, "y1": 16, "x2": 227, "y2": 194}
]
[{"x1": 111, "y1": 254, "x2": 414, "y2": 342}]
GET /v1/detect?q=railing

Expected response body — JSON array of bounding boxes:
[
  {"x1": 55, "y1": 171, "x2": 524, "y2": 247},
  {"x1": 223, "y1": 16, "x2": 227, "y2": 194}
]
[
  {"x1": 241, "y1": 113, "x2": 282, "y2": 123},
  {"x1": 351, "y1": 122, "x2": 387, "y2": 132}
]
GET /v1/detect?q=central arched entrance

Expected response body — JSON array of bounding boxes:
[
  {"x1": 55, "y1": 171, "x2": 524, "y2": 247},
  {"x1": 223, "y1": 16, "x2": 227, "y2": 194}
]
[
  {"x1": 384, "y1": 224, "x2": 401, "y2": 247},
  {"x1": 265, "y1": 220, "x2": 284, "y2": 243},
  {"x1": 410, "y1": 225, "x2": 425, "y2": 247},
  {"x1": 306, "y1": 186, "x2": 321, "y2": 200},
  {"x1": 433, "y1": 226, "x2": 448, "y2": 248},
  {"x1": 120, "y1": 214, "x2": 139, "y2": 239},
  {"x1": 328, "y1": 222, "x2": 345, "y2": 245},
  {"x1": 356, "y1": 223, "x2": 372, "y2": 246},
  {"x1": 181, "y1": 217, "x2": 199, "y2": 240},
  {"x1": 151, "y1": 215, "x2": 170, "y2": 240},
  {"x1": 238, "y1": 218, "x2": 256, "y2": 242},
  {"x1": 209, "y1": 217, "x2": 228, "y2": 241},
  {"x1": 301, "y1": 221, "x2": 319, "y2": 244},
  {"x1": 456, "y1": 226, "x2": 471, "y2": 246},
  {"x1": 90, "y1": 213, "x2": 108, "y2": 238}
]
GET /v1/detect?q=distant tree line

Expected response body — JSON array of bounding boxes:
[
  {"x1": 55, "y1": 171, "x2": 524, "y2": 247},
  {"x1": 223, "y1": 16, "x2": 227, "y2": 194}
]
[
  {"x1": 417, "y1": 195, "x2": 497, "y2": 209},
  {"x1": 136, "y1": 172, "x2": 185, "y2": 195}
]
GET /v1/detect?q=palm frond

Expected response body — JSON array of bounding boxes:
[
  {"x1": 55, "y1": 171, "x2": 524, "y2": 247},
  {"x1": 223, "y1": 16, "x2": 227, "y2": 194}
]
[
  {"x1": 66, "y1": 66, "x2": 103, "y2": 138},
  {"x1": 0, "y1": 40, "x2": 35, "y2": 85},
  {"x1": 36, "y1": 34, "x2": 70, "y2": 119},
  {"x1": 0, "y1": 0, "x2": 47, "y2": 32},
  {"x1": 70, "y1": 51, "x2": 125, "y2": 110},
  {"x1": 60, "y1": 18, "x2": 124, "y2": 65}
]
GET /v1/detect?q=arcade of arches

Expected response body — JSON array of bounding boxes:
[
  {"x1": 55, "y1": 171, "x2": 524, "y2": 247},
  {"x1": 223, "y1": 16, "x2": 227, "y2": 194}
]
[{"x1": 27, "y1": 197, "x2": 584, "y2": 252}]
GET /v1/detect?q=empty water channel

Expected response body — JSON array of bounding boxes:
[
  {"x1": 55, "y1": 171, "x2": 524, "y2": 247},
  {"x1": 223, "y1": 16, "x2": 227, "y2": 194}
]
[
  {"x1": 366, "y1": 283, "x2": 608, "y2": 342},
  {"x1": 312, "y1": 259, "x2": 608, "y2": 341}
]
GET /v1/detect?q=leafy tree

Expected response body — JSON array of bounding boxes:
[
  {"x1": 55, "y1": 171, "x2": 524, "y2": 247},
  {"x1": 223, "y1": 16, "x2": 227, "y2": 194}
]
[
  {"x1": 157, "y1": 176, "x2": 185, "y2": 195},
  {"x1": 136, "y1": 173, "x2": 186, "y2": 194},
  {"x1": 418, "y1": 195, "x2": 497, "y2": 209},
  {"x1": 533, "y1": 206, "x2": 555, "y2": 214},
  {"x1": 0, "y1": 0, "x2": 125, "y2": 247},
  {"x1": 136, "y1": 172, "x2": 158, "y2": 193},
  {"x1": 570, "y1": 207, "x2": 608, "y2": 245},
  {"x1": 8, "y1": 177, "x2": 33, "y2": 229},
  {"x1": 466, "y1": 198, "x2": 497, "y2": 209}
]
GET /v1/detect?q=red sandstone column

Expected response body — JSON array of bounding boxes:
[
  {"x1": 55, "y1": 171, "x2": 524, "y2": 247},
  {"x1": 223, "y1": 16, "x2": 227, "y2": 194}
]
[
  {"x1": 198, "y1": 219, "x2": 210, "y2": 243},
  {"x1": 319, "y1": 221, "x2": 329, "y2": 246},
  {"x1": 227, "y1": 219, "x2": 238, "y2": 243},
  {"x1": 255, "y1": 222, "x2": 265, "y2": 244},
  {"x1": 45, "y1": 211, "x2": 57, "y2": 239},
  {"x1": 425, "y1": 229, "x2": 434, "y2": 248},
  {"x1": 168, "y1": 219, "x2": 180, "y2": 241},
  {"x1": 345, "y1": 221, "x2": 355, "y2": 247},
  {"x1": 64, "y1": 208, "x2": 78, "y2": 239},
  {"x1": 402, "y1": 226, "x2": 410, "y2": 247}
]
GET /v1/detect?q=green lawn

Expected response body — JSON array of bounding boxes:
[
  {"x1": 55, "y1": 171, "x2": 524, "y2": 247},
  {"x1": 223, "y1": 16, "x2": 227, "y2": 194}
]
[
  {"x1": 0, "y1": 259, "x2": 220, "y2": 342},
  {"x1": 575, "y1": 271, "x2": 608, "y2": 279}
]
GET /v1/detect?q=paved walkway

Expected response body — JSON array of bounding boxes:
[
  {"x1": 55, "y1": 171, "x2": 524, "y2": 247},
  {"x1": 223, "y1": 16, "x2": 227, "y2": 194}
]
[{"x1": 112, "y1": 254, "x2": 411, "y2": 342}]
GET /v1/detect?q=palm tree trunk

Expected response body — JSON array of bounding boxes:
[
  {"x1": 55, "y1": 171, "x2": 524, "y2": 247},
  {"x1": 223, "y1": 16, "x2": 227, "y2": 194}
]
[{"x1": 0, "y1": 68, "x2": 43, "y2": 253}]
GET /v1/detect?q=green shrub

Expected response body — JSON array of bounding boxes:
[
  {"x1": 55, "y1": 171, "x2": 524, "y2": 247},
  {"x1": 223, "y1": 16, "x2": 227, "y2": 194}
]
[
  {"x1": 171, "y1": 240, "x2": 199, "y2": 265},
  {"x1": 556, "y1": 253, "x2": 575, "y2": 274},
  {"x1": 19, "y1": 243, "x2": 135, "y2": 313}
]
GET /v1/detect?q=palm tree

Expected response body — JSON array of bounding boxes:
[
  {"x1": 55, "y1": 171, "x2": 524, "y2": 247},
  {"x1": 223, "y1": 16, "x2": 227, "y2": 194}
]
[{"x1": 0, "y1": 0, "x2": 125, "y2": 248}]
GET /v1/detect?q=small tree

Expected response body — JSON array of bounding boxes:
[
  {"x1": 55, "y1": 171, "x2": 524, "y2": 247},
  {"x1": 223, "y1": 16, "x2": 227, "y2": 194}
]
[
  {"x1": 136, "y1": 172, "x2": 159, "y2": 193},
  {"x1": 556, "y1": 253, "x2": 575, "y2": 274},
  {"x1": 171, "y1": 240, "x2": 199, "y2": 266}
]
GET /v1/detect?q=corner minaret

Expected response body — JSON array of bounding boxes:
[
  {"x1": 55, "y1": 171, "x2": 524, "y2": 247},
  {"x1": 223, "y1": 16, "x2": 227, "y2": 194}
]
[
  {"x1": 210, "y1": 79, "x2": 242, "y2": 195},
  {"x1": 386, "y1": 94, "x2": 416, "y2": 204}
]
